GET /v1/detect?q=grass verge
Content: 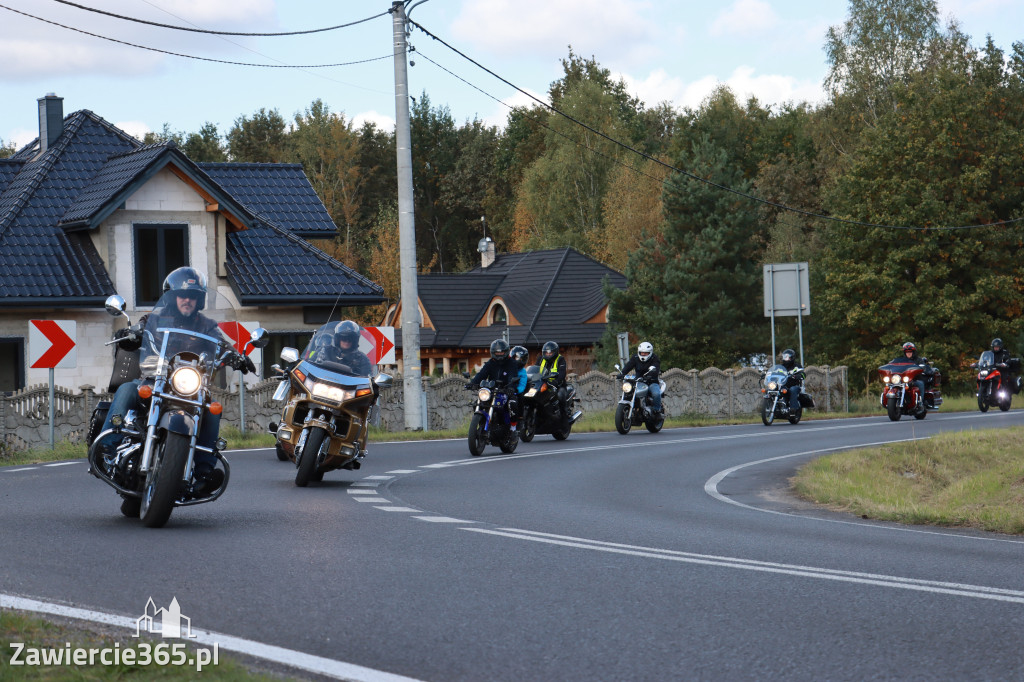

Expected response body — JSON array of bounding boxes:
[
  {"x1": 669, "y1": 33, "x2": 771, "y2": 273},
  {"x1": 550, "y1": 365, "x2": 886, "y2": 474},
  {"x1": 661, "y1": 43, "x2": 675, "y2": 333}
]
[
  {"x1": 0, "y1": 610, "x2": 280, "y2": 680},
  {"x1": 792, "y1": 425, "x2": 1024, "y2": 534}
]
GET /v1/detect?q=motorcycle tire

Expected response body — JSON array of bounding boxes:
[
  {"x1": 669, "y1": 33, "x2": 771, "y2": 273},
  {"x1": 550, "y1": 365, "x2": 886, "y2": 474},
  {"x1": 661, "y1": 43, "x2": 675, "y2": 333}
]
[
  {"x1": 645, "y1": 413, "x2": 664, "y2": 433},
  {"x1": 615, "y1": 404, "x2": 631, "y2": 435},
  {"x1": 914, "y1": 405, "x2": 927, "y2": 419},
  {"x1": 500, "y1": 429, "x2": 519, "y2": 454},
  {"x1": 978, "y1": 394, "x2": 989, "y2": 412},
  {"x1": 295, "y1": 427, "x2": 327, "y2": 487},
  {"x1": 999, "y1": 399, "x2": 1011, "y2": 412},
  {"x1": 468, "y1": 413, "x2": 487, "y2": 457},
  {"x1": 140, "y1": 431, "x2": 189, "y2": 528},
  {"x1": 787, "y1": 407, "x2": 802, "y2": 425},
  {"x1": 275, "y1": 441, "x2": 289, "y2": 461},
  {"x1": 120, "y1": 496, "x2": 141, "y2": 518},
  {"x1": 886, "y1": 396, "x2": 901, "y2": 422},
  {"x1": 520, "y1": 409, "x2": 536, "y2": 443},
  {"x1": 760, "y1": 398, "x2": 775, "y2": 426}
]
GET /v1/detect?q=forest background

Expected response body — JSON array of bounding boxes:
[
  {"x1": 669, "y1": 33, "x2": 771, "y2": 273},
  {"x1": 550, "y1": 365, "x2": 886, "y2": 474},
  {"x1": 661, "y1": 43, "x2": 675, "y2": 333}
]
[{"x1": 5, "y1": 0, "x2": 1022, "y2": 394}]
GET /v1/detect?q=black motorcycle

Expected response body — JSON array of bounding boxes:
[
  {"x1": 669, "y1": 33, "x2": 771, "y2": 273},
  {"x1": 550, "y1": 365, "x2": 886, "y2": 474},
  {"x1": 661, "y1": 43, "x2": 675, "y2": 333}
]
[
  {"x1": 614, "y1": 365, "x2": 665, "y2": 434},
  {"x1": 467, "y1": 379, "x2": 519, "y2": 456},
  {"x1": 86, "y1": 292, "x2": 268, "y2": 527},
  {"x1": 519, "y1": 365, "x2": 582, "y2": 442},
  {"x1": 759, "y1": 364, "x2": 813, "y2": 425}
]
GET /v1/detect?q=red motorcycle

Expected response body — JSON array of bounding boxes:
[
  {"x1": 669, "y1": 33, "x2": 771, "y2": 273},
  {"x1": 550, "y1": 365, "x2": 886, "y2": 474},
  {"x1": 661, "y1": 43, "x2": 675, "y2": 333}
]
[
  {"x1": 878, "y1": 361, "x2": 942, "y2": 421},
  {"x1": 972, "y1": 350, "x2": 1018, "y2": 412}
]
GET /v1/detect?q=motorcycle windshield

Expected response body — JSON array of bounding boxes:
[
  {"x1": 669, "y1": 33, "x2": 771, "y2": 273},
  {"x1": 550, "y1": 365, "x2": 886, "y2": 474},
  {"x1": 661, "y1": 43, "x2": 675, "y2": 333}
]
[
  {"x1": 298, "y1": 322, "x2": 374, "y2": 378},
  {"x1": 765, "y1": 364, "x2": 788, "y2": 383},
  {"x1": 139, "y1": 288, "x2": 235, "y2": 377},
  {"x1": 978, "y1": 350, "x2": 996, "y2": 369}
]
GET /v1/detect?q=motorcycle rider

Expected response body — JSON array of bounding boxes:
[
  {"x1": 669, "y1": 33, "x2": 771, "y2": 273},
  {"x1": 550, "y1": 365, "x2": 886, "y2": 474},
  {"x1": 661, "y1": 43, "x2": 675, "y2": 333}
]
[
  {"x1": 620, "y1": 341, "x2": 663, "y2": 414},
  {"x1": 96, "y1": 268, "x2": 247, "y2": 495},
  {"x1": 328, "y1": 320, "x2": 373, "y2": 377},
  {"x1": 988, "y1": 338, "x2": 1020, "y2": 394},
  {"x1": 469, "y1": 339, "x2": 526, "y2": 426},
  {"x1": 892, "y1": 341, "x2": 934, "y2": 405},
  {"x1": 778, "y1": 348, "x2": 805, "y2": 414},
  {"x1": 538, "y1": 341, "x2": 569, "y2": 419}
]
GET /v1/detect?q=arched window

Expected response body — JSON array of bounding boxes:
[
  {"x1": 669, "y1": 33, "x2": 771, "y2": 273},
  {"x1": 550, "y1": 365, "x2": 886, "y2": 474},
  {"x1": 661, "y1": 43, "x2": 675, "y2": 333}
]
[{"x1": 490, "y1": 304, "x2": 507, "y2": 326}]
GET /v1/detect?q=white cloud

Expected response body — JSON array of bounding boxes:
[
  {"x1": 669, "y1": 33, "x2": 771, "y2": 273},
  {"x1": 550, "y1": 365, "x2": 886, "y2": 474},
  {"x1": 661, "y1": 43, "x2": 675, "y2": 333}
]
[
  {"x1": 619, "y1": 66, "x2": 824, "y2": 111},
  {"x1": 351, "y1": 110, "x2": 395, "y2": 131},
  {"x1": 710, "y1": 0, "x2": 780, "y2": 38},
  {"x1": 481, "y1": 87, "x2": 549, "y2": 129},
  {"x1": 114, "y1": 121, "x2": 153, "y2": 141},
  {"x1": 451, "y1": 0, "x2": 658, "y2": 64},
  {"x1": 4, "y1": 127, "x2": 37, "y2": 149}
]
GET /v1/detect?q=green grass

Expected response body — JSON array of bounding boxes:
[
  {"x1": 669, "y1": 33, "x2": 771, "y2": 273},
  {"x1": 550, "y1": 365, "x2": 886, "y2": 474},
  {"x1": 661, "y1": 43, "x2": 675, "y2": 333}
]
[
  {"x1": 792, "y1": 425, "x2": 1024, "y2": 534},
  {"x1": 0, "y1": 610, "x2": 281, "y2": 680}
]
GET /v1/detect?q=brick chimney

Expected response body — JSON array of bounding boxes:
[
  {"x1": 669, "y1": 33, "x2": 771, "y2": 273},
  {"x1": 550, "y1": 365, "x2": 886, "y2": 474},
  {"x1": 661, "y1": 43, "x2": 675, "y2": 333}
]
[
  {"x1": 477, "y1": 236, "x2": 495, "y2": 269},
  {"x1": 37, "y1": 93, "x2": 64, "y2": 154}
]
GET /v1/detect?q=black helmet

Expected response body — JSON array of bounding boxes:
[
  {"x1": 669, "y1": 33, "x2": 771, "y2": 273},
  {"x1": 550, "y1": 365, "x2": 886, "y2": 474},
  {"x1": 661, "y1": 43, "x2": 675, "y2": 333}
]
[
  {"x1": 992, "y1": 338, "x2": 1003, "y2": 352},
  {"x1": 902, "y1": 341, "x2": 916, "y2": 354},
  {"x1": 490, "y1": 339, "x2": 510, "y2": 361},
  {"x1": 334, "y1": 320, "x2": 361, "y2": 347},
  {"x1": 510, "y1": 345, "x2": 528, "y2": 367},
  {"x1": 162, "y1": 266, "x2": 207, "y2": 310},
  {"x1": 542, "y1": 341, "x2": 559, "y2": 360},
  {"x1": 781, "y1": 348, "x2": 796, "y2": 363}
]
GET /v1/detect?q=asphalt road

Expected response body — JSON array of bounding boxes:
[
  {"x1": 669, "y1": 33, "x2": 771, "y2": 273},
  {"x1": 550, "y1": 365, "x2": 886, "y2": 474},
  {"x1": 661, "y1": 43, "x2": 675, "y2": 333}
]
[{"x1": 3, "y1": 410, "x2": 1024, "y2": 681}]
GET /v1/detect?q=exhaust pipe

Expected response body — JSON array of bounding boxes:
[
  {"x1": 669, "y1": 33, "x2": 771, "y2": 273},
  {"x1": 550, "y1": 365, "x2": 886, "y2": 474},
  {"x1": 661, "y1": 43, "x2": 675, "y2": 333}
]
[{"x1": 570, "y1": 410, "x2": 583, "y2": 424}]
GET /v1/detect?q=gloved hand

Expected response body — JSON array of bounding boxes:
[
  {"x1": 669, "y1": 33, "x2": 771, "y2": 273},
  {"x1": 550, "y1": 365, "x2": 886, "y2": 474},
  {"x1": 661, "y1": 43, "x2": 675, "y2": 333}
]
[
  {"x1": 467, "y1": 383, "x2": 479, "y2": 391},
  {"x1": 229, "y1": 353, "x2": 255, "y2": 374}
]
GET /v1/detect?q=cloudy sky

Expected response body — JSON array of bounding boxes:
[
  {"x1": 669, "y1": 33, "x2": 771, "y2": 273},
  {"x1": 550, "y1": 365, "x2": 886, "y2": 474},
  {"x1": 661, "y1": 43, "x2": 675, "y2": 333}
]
[{"x1": 1, "y1": 0, "x2": 1022, "y2": 149}]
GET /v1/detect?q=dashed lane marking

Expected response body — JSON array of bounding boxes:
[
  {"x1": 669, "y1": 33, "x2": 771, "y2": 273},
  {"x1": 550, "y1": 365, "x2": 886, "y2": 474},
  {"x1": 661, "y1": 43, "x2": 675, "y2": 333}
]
[{"x1": 373, "y1": 506, "x2": 419, "y2": 512}]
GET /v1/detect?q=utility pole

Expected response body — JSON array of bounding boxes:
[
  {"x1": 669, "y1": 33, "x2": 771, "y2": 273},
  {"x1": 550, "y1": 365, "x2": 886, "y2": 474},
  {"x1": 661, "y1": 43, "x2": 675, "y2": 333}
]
[{"x1": 392, "y1": 1, "x2": 423, "y2": 430}]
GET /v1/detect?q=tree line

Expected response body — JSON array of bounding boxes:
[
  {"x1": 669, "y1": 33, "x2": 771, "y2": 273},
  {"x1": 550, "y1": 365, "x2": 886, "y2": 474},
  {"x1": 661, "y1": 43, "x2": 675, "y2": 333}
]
[{"x1": 4, "y1": 0, "x2": 1021, "y2": 393}]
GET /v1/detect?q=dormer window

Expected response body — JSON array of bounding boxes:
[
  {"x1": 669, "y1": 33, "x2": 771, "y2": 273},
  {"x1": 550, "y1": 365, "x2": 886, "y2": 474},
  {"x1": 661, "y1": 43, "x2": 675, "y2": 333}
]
[
  {"x1": 134, "y1": 223, "x2": 188, "y2": 306},
  {"x1": 490, "y1": 303, "x2": 507, "y2": 326}
]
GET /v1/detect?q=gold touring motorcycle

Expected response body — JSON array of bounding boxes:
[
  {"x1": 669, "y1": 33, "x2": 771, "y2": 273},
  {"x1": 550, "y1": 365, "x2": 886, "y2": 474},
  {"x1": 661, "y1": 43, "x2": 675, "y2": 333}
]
[{"x1": 269, "y1": 323, "x2": 392, "y2": 486}]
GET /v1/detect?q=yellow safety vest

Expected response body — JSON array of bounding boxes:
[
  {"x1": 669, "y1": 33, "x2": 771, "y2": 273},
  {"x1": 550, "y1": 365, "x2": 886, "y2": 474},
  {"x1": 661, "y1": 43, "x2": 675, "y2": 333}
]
[{"x1": 539, "y1": 355, "x2": 562, "y2": 376}]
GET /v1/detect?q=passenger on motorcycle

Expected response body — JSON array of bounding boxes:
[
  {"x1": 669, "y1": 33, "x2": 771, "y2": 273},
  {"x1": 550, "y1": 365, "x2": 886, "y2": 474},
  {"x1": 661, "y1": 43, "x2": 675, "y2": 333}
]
[
  {"x1": 891, "y1": 341, "x2": 933, "y2": 398},
  {"x1": 988, "y1": 338, "x2": 1021, "y2": 394},
  {"x1": 97, "y1": 267, "x2": 239, "y2": 492},
  {"x1": 620, "y1": 341, "x2": 662, "y2": 413},
  {"x1": 779, "y1": 349, "x2": 805, "y2": 414},
  {"x1": 538, "y1": 341, "x2": 568, "y2": 418},
  {"x1": 509, "y1": 345, "x2": 530, "y2": 429},
  {"x1": 469, "y1": 340, "x2": 527, "y2": 422}
]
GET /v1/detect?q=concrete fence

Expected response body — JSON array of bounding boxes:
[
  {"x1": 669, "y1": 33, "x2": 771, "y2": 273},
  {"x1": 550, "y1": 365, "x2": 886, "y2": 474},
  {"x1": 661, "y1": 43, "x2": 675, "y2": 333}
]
[{"x1": 1, "y1": 365, "x2": 847, "y2": 453}]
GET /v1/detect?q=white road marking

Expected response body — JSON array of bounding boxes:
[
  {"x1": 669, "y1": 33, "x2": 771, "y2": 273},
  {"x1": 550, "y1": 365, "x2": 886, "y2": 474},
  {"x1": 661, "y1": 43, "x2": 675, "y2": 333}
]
[
  {"x1": 0, "y1": 594, "x2": 423, "y2": 682},
  {"x1": 464, "y1": 527, "x2": 1024, "y2": 604},
  {"x1": 351, "y1": 497, "x2": 386, "y2": 503},
  {"x1": 44, "y1": 462, "x2": 80, "y2": 467},
  {"x1": 362, "y1": 475, "x2": 394, "y2": 480},
  {"x1": 347, "y1": 489, "x2": 380, "y2": 495},
  {"x1": 373, "y1": 506, "x2": 419, "y2": 512},
  {"x1": 704, "y1": 439, "x2": 1024, "y2": 545},
  {"x1": 413, "y1": 516, "x2": 472, "y2": 523},
  {"x1": 4, "y1": 467, "x2": 38, "y2": 472},
  {"x1": 350, "y1": 482, "x2": 378, "y2": 487},
  {"x1": 386, "y1": 470, "x2": 419, "y2": 474}
]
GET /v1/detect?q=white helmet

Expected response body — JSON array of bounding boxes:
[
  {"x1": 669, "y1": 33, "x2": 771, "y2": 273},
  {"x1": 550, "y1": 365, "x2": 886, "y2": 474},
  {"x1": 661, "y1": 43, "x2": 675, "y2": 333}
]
[{"x1": 638, "y1": 341, "x2": 653, "y2": 361}]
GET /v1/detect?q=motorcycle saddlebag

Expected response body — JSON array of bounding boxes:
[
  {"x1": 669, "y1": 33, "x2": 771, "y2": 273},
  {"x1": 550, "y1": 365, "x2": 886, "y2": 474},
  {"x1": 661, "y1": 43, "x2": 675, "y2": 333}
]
[
  {"x1": 798, "y1": 392, "x2": 815, "y2": 409},
  {"x1": 86, "y1": 401, "x2": 111, "y2": 447},
  {"x1": 107, "y1": 345, "x2": 141, "y2": 393}
]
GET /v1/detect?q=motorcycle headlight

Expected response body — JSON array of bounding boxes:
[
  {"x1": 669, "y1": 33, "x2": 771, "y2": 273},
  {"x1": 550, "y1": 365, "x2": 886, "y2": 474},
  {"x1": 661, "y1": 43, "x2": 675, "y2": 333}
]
[
  {"x1": 170, "y1": 367, "x2": 202, "y2": 396},
  {"x1": 311, "y1": 382, "x2": 354, "y2": 403},
  {"x1": 478, "y1": 387, "x2": 492, "y2": 402},
  {"x1": 622, "y1": 381, "x2": 634, "y2": 393},
  {"x1": 524, "y1": 387, "x2": 537, "y2": 398},
  {"x1": 891, "y1": 374, "x2": 900, "y2": 384},
  {"x1": 767, "y1": 381, "x2": 778, "y2": 390},
  {"x1": 883, "y1": 376, "x2": 891, "y2": 384},
  {"x1": 979, "y1": 370, "x2": 989, "y2": 378},
  {"x1": 902, "y1": 375, "x2": 910, "y2": 384}
]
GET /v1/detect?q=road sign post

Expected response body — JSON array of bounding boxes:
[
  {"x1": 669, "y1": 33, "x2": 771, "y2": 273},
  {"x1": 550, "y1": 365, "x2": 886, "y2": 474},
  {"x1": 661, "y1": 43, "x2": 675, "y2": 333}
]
[
  {"x1": 29, "y1": 320, "x2": 77, "y2": 449},
  {"x1": 763, "y1": 263, "x2": 810, "y2": 365}
]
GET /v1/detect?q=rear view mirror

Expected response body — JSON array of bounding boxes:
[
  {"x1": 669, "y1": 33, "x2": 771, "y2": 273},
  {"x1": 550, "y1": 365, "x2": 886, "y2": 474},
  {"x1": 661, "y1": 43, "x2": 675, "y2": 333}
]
[{"x1": 280, "y1": 347, "x2": 299, "y2": 364}]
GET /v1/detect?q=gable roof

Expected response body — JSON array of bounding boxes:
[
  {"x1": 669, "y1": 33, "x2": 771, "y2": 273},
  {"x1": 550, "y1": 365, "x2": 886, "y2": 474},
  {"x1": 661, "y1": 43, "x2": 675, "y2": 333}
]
[
  {"x1": 395, "y1": 247, "x2": 626, "y2": 350},
  {"x1": 201, "y1": 163, "x2": 337, "y2": 238},
  {"x1": 0, "y1": 107, "x2": 382, "y2": 308}
]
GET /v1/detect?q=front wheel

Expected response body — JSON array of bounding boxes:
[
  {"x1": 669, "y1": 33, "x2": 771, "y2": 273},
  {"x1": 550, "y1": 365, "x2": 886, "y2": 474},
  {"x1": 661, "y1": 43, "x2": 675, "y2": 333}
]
[
  {"x1": 520, "y1": 408, "x2": 536, "y2": 443},
  {"x1": 978, "y1": 392, "x2": 989, "y2": 412},
  {"x1": 787, "y1": 406, "x2": 802, "y2": 425},
  {"x1": 140, "y1": 432, "x2": 189, "y2": 528},
  {"x1": 886, "y1": 395, "x2": 901, "y2": 421},
  {"x1": 761, "y1": 397, "x2": 775, "y2": 426},
  {"x1": 615, "y1": 403, "x2": 631, "y2": 435},
  {"x1": 468, "y1": 413, "x2": 487, "y2": 456},
  {"x1": 295, "y1": 427, "x2": 327, "y2": 487}
]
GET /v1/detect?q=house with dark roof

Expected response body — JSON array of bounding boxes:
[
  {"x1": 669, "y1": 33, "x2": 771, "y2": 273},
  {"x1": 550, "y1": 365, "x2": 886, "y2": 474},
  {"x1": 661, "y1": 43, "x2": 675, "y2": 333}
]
[
  {"x1": 383, "y1": 239, "x2": 627, "y2": 376},
  {"x1": 0, "y1": 94, "x2": 383, "y2": 393}
]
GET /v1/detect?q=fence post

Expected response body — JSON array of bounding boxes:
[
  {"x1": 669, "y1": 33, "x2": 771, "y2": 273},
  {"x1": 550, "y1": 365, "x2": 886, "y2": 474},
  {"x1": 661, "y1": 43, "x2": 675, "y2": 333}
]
[{"x1": 825, "y1": 368, "x2": 830, "y2": 412}]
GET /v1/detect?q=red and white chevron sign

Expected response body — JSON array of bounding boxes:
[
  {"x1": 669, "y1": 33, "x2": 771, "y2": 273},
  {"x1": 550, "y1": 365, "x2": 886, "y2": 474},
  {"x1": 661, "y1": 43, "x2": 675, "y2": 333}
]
[
  {"x1": 359, "y1": 326, "x2": 395, "y2": 365},
  {"x1": 218, "y1": 321, "x2": 260, "y2": 356},
  {"x1": 29, "y1": 320, "x2": 77, "y2": 369}
]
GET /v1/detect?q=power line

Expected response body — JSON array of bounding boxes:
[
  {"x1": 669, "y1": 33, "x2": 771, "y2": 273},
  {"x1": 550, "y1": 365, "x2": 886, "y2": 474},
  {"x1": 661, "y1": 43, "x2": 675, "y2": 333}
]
[
  {"x1": 46, "y1": 0, "x2": 387, "y2": 36},
  {"x1": 0, "y1": 3, "x2": 392, "y2": 68},
  {"x1": 409, "y1": 18, "x2": 1024, "y2": 232}
]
